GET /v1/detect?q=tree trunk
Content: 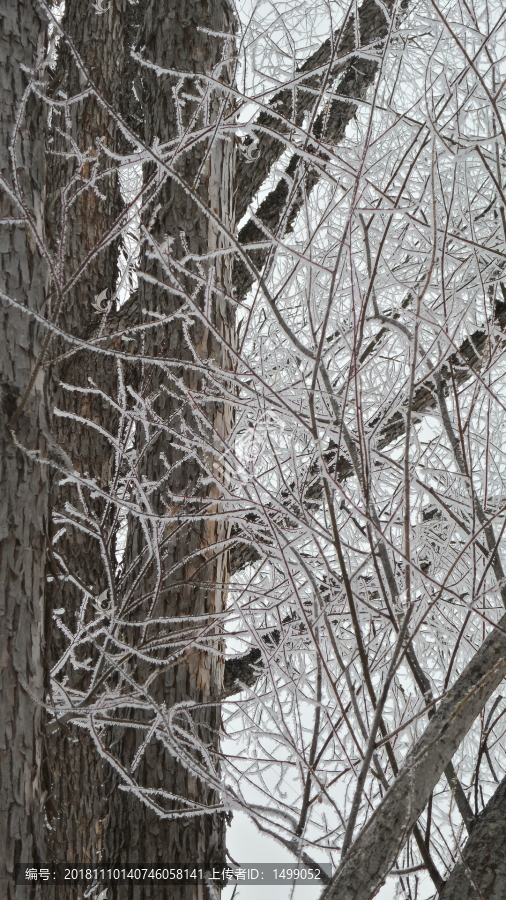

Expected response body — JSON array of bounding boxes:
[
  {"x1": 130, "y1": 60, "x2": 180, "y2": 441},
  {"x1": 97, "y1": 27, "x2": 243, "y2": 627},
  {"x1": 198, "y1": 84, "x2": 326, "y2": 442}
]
[
  {"x1": 43, "y1": 0, "x2": 131, "y2": 885},
  {"x1": 439, "y1": 774, "x2": 506, "y2": 900},
  {"x1": 0, "y1": 1, "x2": 49, "y2": 895},
  {"x1": 102, "y1": 0, "x2": 237, "y2": 895},
  {"x1": 320, "y1": 611, "x2": 506, "y2": 900}
]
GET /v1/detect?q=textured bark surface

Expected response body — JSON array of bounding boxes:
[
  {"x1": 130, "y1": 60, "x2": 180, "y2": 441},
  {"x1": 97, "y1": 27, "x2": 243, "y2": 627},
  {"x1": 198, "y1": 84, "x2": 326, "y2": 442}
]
[
  {"x1": 320, "y1": 612, "x2": 506, "y2": 900},
  {"x1": 0, "y1": 1, "x2": 49, "y2": 896},
  {"x1": 439, "y1": 774, "x2": 506, "y2": 900},
  {"x1": 102, "y1": 1, "x2": 237, "y2": 896},
  {"x1": 44, "y1": 0, "x2": 130, "y2": 885}
]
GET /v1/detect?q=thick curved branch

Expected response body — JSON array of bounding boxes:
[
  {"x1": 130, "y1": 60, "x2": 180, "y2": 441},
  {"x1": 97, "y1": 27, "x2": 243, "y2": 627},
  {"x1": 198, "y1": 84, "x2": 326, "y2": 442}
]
[
  {"x1": 318, "y1": 613, "x2": 506, "y2": 900},
  {"x1": 234, "y1": 55, "x2": 386, "y2": 301},
  {"x1": 235, "y1": 0, "x2": 396, "y2": 224},
  {"x1": 439, "y1": 773, "x2": 506, "y2": 900}
]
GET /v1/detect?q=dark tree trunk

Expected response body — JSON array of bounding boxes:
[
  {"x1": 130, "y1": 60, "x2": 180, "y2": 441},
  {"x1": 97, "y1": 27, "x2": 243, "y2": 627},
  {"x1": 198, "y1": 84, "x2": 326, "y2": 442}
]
[
  {"x1": 439, "y1": 774, "x2": 506, "y2": 900},
  {"x1": 102, "y1": 0, "x2": 237, "y2": 896},
  {"x1": 0, "y1": 1, "x2": 49, "y2": 895},
  {"x1": 43, "y1": 0, "x2": 131, "y2": 885}
]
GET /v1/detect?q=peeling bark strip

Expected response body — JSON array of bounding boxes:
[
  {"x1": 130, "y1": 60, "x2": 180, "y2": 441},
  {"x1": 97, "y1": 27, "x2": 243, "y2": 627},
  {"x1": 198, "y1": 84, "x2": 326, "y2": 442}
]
[
  {"x1": 0, "y1": 1, "x2": 49, "y2": 896},
  {"x1": 319, "y1": 613, "x2": 506, "y2": 900}
]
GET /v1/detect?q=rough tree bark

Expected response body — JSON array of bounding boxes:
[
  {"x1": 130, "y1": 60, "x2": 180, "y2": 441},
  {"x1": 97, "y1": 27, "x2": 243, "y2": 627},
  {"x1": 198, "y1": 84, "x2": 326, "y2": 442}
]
[
  {"x1": 0, "y1": 1, "x2": 49, "y2": 896},
  {"x1": 101, "y1": 0, "x2": 237, "y2": 895},
  {"x1": 319, "y1": 611, "x2": 506, "y2": 900},
  {"x1": 43, "y1": 0, "x2": 131, "y2": 884},
  {"x1": 439, "y1": 772, "x2": 506, "y2": 900}
]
